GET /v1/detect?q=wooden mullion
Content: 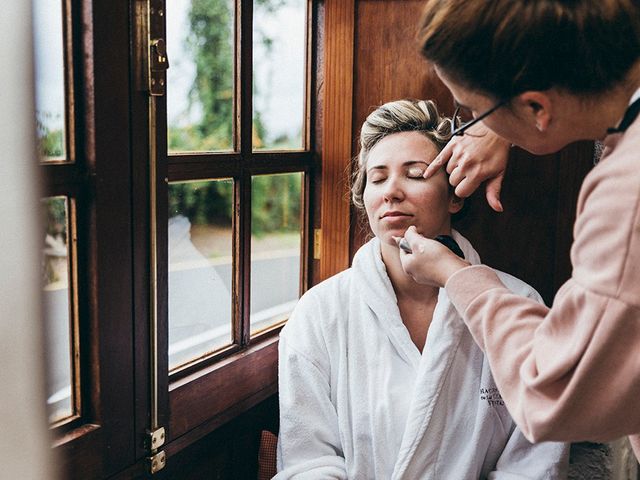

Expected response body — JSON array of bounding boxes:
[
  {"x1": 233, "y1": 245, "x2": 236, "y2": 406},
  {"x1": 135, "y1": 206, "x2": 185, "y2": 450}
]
[
  {"x1": 237, "y1": 175, "x2": 252, "y2": 347},
  {"x1": 304, "y1": 0, "x2": 313, "y2": 150},
  {"x1": 62, "y1": 0, "x2": 76, "y2": 163},
  {"x1": 245, "y1": 151, "x2": 313, "y2": 174},
  {"x1": 236, "y1": 0, "x2": 253, "y2": 346},
  {"x1": 238, "y1": 0, "x2": 253, "y2": 156},
  {"x1": 167, "y1": 154, "x2": 241, "y2": 182},
  {"x1": 168, "y1": 152, "x2": 240, "y2": 163}
]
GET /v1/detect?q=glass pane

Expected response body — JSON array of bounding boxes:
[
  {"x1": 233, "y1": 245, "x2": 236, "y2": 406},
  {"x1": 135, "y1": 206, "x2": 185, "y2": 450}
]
[
  {"x1": 253, "y1": 0, "x2": 306, "y2": 150},
  {"x1": 42, "y1": 197, "x2": 75, "y2": 423},
  {"x1": 169, "y1": 180, "x2": 234, "y2": 369},
  {"x1": 33, "y1": 0, "x2": 67, "y2": 160},
  {"x1": 168, "y1": 0, "x2": 235, "y2": 153},
  {"x1": 250, "y1": 173, "x2": 303, "y2": 334}
]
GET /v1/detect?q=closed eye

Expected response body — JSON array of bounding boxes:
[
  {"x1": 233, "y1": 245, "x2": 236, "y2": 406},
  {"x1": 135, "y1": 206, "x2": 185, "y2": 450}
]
[
  {"x1": 368, "y1": 175, "x2": 387, "y2": 184},
  {"x1": 407, "y1": 166, "x2": 426, "y2": 178}
]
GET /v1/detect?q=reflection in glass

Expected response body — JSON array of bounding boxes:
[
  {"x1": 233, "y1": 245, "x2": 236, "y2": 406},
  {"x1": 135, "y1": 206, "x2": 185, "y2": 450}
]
[
  {"x1": 250, "y1": 173, "x2": 303, "y2": 334},
  {"x1": 253, "y1": 0, "x2": 306, "y2": 150},
  {"x1": 42, "y1": 196, "x2": 74, "y2": 423},
  {"x1": 33, "y1": 0, "x2": 67, "y2": 160},
  {"x1": 168, "y1": 180, "x2": 234, "y2": 369},
  {"x1": 167, "y1": 0, "x2": 235, "y2": 153}
]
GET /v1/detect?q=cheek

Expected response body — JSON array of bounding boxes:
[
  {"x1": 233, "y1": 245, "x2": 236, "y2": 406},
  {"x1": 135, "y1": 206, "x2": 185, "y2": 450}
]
[
  {"x1": 412, "y1": 185, "x2": 452, "y2": 217},
  {"x1": 362, "y1": 186, "x2": 378, "y2": 213}
]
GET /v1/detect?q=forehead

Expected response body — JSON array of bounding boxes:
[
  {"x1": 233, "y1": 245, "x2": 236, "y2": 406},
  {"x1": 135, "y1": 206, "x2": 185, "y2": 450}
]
[{"x1": 367, "y1": 131, "x2": 439, "y2": 166}]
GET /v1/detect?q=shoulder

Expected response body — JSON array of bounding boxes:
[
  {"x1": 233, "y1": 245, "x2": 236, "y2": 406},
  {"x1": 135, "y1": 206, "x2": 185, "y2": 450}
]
[
  {"x1": 280, "y1": 268, "x2": 353, "y2": 342},
  {"x1": 572, "y1": 127, "x2": 640, "y2": 300}
]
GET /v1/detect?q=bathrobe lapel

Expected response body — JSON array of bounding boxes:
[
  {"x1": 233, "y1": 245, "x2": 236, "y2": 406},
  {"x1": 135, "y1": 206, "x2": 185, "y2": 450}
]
[
  {"x1": 352, "y1": 233, "x2": 482, "y2": 479},
  {"x1": 352, "y1": 238, "x2": 422, "y2": 369}
]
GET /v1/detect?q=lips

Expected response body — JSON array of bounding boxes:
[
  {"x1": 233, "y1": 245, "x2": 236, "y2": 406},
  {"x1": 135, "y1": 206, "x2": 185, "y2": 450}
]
[{"x1": 381, "y1": 211, "x2": 411, "y2": 219}]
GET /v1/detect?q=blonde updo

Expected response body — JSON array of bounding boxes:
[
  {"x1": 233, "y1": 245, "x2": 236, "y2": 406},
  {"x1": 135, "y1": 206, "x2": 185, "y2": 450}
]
[{"x1": 351, "y1": 99, "x2": 452, "y2": 212}]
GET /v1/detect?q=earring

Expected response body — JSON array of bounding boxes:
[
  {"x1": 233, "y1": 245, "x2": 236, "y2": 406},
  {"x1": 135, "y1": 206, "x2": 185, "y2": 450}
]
[{"x1": 536, "y1": 122, "x2": 543, "y2": 132}]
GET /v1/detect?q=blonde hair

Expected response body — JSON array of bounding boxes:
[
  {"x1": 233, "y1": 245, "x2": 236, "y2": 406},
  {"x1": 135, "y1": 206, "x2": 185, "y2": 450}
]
[{"x1": 351, "y1": 99, "x2": 452, "y2": 211}]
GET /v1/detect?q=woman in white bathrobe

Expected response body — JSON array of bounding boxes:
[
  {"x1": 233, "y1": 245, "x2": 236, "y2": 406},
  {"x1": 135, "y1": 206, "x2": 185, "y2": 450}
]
[{"x1": 276, "y1": 99, "x2": 568, "y2": 479}]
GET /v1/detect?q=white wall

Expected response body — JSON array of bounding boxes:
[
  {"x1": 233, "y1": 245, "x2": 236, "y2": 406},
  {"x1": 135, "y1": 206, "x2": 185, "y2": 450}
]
[{"x1": 0, "y1": 1, "x2": 56, "y2": 478}]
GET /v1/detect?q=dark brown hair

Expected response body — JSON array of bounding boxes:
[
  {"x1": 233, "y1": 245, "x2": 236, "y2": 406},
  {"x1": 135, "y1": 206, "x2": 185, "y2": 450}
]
[{"x1": 418, "y1": 0, "x2": 640, "y2": 100}]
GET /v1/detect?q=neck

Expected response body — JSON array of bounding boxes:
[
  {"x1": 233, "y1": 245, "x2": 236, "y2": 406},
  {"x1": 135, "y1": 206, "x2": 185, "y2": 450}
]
[
  {"x1": 577, "y1": 61, "x2": 640, "y2": 139},
  {"x1": 380, "y1": 241, "x2": 439, "y2": 302}
]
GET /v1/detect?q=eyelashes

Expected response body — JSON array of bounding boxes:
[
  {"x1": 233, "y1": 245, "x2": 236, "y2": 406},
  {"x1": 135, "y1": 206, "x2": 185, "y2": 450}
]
[{"x1": 369, "y1": 168, "x2": 427, "y2": 184}]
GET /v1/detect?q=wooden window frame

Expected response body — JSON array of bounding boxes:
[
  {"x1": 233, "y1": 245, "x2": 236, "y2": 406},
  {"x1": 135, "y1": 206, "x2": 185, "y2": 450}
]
[
  {"x1": 154, "y1": 0, "x2": 318, "y2": 455},
  {"x1": 48, "y1": 0, "x2": 137, "y2": 478}
]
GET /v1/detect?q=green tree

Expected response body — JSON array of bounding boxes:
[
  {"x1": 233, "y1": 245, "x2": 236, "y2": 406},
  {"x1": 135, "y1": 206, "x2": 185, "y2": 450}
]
[{"x1": 171, "y1": 0, "x2": 299, "y2": 235}]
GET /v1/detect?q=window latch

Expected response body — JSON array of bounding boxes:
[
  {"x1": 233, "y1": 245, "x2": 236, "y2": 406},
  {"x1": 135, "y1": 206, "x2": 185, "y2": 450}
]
[{"x1": 149, "y1": 37, "x2": 169, "y2": 96}]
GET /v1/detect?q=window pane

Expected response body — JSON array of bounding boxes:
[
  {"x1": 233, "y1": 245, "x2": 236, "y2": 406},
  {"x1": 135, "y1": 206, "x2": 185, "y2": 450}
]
[
  {"x1": 169, "y1": 180, "x2": 234, "y2": 369},
  {"x1": 253, "y1": 0, "x2": 306, "y2": 150},
  {"x1": 250, "y1": 173, "x2": 302, "y2": 334},
  {"x1": 42, "y1": 197, "x2": 75, "y2": 423},
  {"x1": 33, "y1": 0, "x2": 67, "y2": 160},
  {"x1": 168, "y1": 0, "x2": 235, "y2": 153}
]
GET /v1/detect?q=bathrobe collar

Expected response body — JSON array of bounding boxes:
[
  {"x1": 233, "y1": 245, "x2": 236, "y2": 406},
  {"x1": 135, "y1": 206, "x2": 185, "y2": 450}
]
[{"x1": 350, "y1": 231, "x2": 483, "y2": 477}]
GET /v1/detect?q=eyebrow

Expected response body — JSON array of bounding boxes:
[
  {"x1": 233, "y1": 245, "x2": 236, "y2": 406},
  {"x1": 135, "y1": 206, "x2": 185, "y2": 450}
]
[{"x1": 366, "y1": 160, "x2": 429, "y2": 173}]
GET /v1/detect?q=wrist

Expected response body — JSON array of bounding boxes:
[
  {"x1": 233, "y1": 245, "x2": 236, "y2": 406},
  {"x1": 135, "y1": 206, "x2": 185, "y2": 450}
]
[{"x1": 438, "y1": 257, "x2": 469, "y2": 287}]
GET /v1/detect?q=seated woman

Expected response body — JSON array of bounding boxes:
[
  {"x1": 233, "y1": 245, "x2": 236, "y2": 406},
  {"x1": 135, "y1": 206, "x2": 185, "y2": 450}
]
[{"x1": 275, "y1": 99, "x2": 568, "y2": 479}]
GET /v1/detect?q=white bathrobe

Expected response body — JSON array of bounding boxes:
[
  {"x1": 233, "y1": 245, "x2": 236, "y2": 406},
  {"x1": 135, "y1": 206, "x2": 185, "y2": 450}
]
[{"x1": 276, "y1": 232, "x2": 568, "y2": 479}]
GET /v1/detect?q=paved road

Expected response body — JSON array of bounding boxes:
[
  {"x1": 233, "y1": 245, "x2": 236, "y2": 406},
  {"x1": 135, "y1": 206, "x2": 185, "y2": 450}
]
[{"x1": 43, "y1": 253, "x2": 300, "y2": 419}]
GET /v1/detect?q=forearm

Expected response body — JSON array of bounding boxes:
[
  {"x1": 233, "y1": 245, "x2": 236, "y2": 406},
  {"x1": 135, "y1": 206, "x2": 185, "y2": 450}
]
[{"x1": 446, "y1": 265, "x2": 640, "y2": 443}]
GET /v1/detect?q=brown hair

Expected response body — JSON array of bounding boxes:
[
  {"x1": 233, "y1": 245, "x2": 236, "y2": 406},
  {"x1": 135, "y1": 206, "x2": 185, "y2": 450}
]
[
  {"x1": 418, "y1": 0, "x2": 640, "y2": 100},
  {"x1": 351, "y1": 99, "x2": 451, "y2": 212}
]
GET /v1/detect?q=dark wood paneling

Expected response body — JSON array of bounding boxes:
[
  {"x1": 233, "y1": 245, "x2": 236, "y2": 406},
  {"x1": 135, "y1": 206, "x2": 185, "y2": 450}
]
[
  {"x1": 109, "y1": 396, "x2": 279, "y2": 480},
  {"x1": 168, "y1": 336, "x2": 278, "y2": 441},
  {"x1": 319, "y1": 0, "x2": 355, "y2": 281},
  {"x1": 350, "y1": 0, "x2": 454, "y2": 256}
]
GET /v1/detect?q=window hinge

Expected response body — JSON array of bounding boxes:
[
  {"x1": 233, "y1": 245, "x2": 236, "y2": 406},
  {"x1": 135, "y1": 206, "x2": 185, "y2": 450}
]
[
  {"x1": 313, "y1": 229, "x2": 322, "y2": 260},
  {"x1": 145, "y1": 427, "x2": 166, "y2": 474},
  {"x1": 146, "y1": 426, "x2": 166, "y2": 450},
  {"x1": 147, "y1": 450, "x2": 166, "y2": 474}
]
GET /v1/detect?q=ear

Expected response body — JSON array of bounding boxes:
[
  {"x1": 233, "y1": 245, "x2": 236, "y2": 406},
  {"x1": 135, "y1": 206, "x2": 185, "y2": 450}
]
[
  {"x1": 448, "y1": 194, "x2": 464, "y2": 214},
  {"x1": 515, "y1": 91, "x2": 553, "y2": 132}
]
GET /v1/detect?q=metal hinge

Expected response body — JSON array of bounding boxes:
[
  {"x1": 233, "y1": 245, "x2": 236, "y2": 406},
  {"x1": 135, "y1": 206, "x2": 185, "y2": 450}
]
[
  {"x1": 145, "y1": 427, "x2": 166, "y2": 474},
  {"x1": 313, "y1": 229, "x2": 322, "y2": 260},
  {"x1": 147, "y1": 427, "x2": 166, "y2": 450},
  {"x1": 147, "y1": 450, "x2": 166, "y2": 474}
]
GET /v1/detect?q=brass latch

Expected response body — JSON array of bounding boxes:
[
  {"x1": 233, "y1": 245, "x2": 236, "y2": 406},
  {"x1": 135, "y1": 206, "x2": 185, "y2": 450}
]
[
  {"x1": 134, "y1": 0, "x2": 169, "y2": 96},
  {"x1": 149, "y1": 38, "x2": 169, "y2": 96}
]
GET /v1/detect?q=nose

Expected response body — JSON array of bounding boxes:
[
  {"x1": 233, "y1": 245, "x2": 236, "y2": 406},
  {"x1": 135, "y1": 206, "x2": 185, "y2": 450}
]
[{"x1": 382, "y1": 175, "x2": 405, "y2": 202}]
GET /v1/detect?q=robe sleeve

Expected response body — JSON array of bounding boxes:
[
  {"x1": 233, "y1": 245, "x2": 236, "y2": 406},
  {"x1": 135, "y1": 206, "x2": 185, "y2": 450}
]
[
  {"x1": 275, "y1": 314, "x2": 347, "y2": 479},
  {"x1": 488, "y1": 425, "x2": 569, "y2": 479},
  {"x1": 444, "y1": 141, "x2": 640, "y2": 445}
]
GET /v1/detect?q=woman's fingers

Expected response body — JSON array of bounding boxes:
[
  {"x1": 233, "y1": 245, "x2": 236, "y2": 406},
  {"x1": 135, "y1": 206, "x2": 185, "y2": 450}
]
[
  {"x1": 485, "y1": 173, "x2": 504, "y2": 212},
  {"x1": 425, "y1": 142, "x2": 453, "y2": 178},
  {"x1": 398, "y1": 226, "x2": 468, "y2": 287}
]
